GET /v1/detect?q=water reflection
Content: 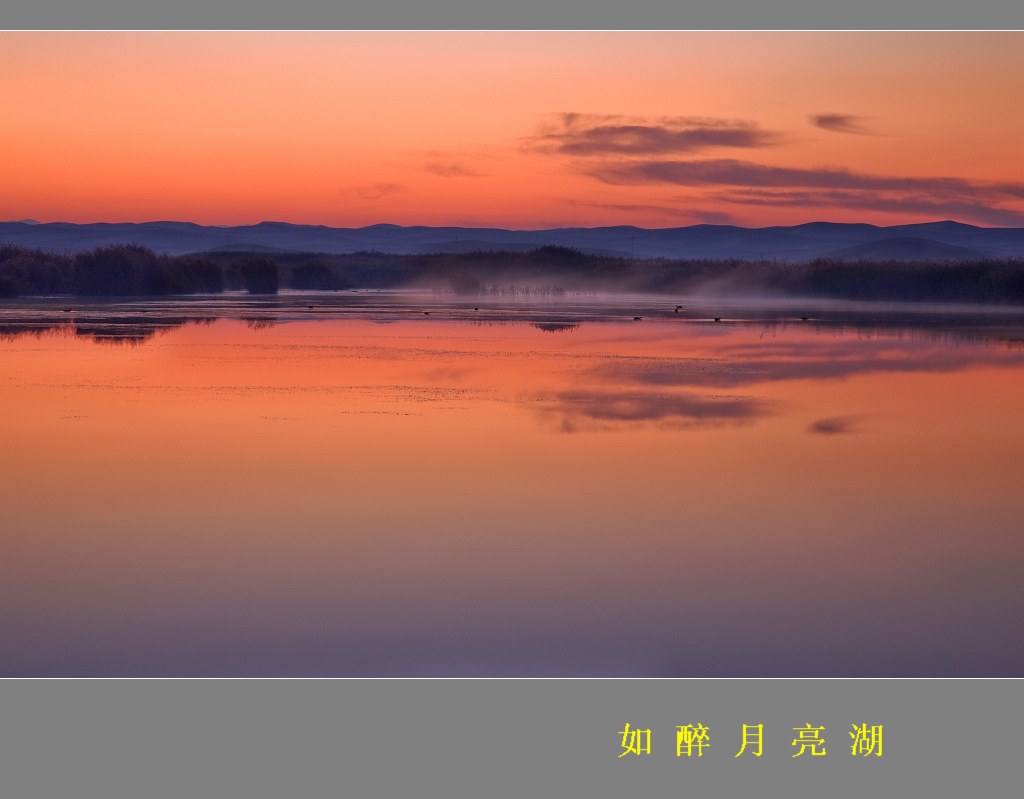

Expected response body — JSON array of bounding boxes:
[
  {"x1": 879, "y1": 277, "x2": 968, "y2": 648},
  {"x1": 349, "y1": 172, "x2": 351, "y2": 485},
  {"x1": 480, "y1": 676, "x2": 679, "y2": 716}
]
[
  {"x1": 593, "y1": 340, "x2": 1024, "y2": 389},
  {"x1": 0, "y1": 315, "x2": 215, "y2": 345},
  {"x1": 4, "y1": 292, "x2": 1024, "y2": 347},
  {"x1": 541, "y1": 391, "x2": 769, "y2": 432},
  {"x1": 1, "y1": 295, "x2": 1023, "y2": 675}
]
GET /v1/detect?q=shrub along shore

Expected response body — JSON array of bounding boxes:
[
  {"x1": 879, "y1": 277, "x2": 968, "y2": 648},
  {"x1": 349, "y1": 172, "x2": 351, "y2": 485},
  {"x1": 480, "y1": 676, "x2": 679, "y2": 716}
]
[{"x1": 2, "y1": 243, "x2": 1024, "y2": 305}]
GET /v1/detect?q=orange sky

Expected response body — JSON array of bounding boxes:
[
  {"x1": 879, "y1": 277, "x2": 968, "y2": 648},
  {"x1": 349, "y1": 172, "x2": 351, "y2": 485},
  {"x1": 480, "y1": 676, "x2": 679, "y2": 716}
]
[{"x1": 2, "y1": 31, "x2": 1022, "y2": 229}]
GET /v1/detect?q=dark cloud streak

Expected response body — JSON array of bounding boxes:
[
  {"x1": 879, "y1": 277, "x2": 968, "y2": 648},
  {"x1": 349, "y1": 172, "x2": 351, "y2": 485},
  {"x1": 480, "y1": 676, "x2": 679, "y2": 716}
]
[
  {"x1": 809, "y1": 113, "x2": 873, "y2": 135},
  {"x1": 536, "y1": 111, "x2": 1024, "y2": 226},
  {"x1": 588, "y1": 159, "x2": 1024, "y2": 198},
  {"x1": 584, "y1": 158, "x2": 1024, "y2": 226},
  {"x1": 809, "y1": 416, "x2": 862, "y2": 434},
  {"x1": 714, "y1": 188, "x2": 1024, "y2": 227},
  {"x1": 531, "y1": 113, "x2": 779, "y2": 157}
]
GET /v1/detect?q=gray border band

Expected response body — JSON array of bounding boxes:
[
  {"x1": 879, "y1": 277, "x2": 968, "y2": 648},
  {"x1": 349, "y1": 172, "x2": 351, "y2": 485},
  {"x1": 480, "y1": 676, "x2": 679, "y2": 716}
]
[{"x1": 5, "y1": 0, "x2": 1024, "y2": 31}]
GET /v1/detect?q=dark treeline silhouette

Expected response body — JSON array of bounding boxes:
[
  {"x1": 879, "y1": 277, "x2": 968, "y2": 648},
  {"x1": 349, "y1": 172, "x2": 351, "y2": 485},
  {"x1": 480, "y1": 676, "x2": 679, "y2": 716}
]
[
  {"x1": 0, "y1": 245, "x2": 262, "y2": 297},
  {"x1": 202, "y1": 249, "x2": 418, "y2": 290},
  {"x1": 0, "y1": 245, "x2": 73, "y2": 297},
  {"x1": 4, "y1": 243, "x2": 1024, "y2": 304},
  {"x1": 73, "y1": 245, "x2": 225, "y2": 296},
  {"x1": 231, "y1": 256, "x2": 279, "y2": 295},
  {"x1": 206, "y1": 246, "x2": 1024, "y2": 304}
]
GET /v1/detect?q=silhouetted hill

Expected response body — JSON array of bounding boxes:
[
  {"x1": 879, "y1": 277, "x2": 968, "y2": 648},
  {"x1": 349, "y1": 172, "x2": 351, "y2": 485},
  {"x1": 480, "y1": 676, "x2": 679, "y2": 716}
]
[
  {"x1": 826, "y1": 237, "x2": 990, "y2": 262},
  {"x1": 3, "y1": 219, "x2": 1024, "y2": 260},
  {"x1": 204, "y1": 243, "x2": 299, "y2": 253}
]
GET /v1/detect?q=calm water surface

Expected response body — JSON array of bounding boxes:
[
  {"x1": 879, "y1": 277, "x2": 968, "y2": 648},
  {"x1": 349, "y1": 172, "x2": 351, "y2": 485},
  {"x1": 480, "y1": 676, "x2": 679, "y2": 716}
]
[{"x1": 2, "y1": 293, "x2": 1023, "y2": 675}]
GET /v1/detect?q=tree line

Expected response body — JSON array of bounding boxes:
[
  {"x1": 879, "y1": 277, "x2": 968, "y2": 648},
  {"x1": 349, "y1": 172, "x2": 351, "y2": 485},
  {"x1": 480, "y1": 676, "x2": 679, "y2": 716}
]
[
  {"x1": 3, "y1": 243, "x2": 1024, "y2": 305},
  {"x1": 0, "y1": 245, "x2": 279, "y2": 297}
]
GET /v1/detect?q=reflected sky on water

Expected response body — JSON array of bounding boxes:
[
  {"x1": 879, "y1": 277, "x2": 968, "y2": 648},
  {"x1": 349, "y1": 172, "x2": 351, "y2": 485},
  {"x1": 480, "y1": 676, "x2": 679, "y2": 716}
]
[{"x1": 2, "y1": 294, "x2": 1023, "y2": 675}]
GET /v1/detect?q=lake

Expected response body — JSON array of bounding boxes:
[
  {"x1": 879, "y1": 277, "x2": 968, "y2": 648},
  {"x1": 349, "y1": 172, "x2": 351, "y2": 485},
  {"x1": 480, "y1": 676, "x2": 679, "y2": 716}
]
[{"x1": 2, "y1": 292, "x2": 1023, "y2": 675}]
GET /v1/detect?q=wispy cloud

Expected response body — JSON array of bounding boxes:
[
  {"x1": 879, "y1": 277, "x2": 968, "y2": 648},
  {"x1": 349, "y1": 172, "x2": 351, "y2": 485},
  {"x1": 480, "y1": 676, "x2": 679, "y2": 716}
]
[
  {"x1": 809, "y1": 416, "x2": 863, "y2": 434},
  {"x1": 531, "y1": 111, "x2": 1024, "y2": 226},
  {"x1": 809, "y1": 113, "x2": 874, "y2": 135},
  {"x1": 425, "y1": 162, "x2": 484, "y2": 178},
  {"x1": 349, "y1": 183, "x2": 404, "y2": 200},
  {"x1": 683, "y1": 209, "x2": 738, "y2": 225},
  {"x1": 583, "y1": 158, "x2": 1024, "y2": 226},
  {"x1": 565, "y1": 199, "x2": 738, "y2": 225},
  {"x1": 587, "y1": 159, "x2": 1023, "y2": 197},
  {"x1": 713, "y1": 188, "x2": 1024, "y2": 227},
  {"x1": 529, "y1": 113, "x2": 779, "y2": 157}
]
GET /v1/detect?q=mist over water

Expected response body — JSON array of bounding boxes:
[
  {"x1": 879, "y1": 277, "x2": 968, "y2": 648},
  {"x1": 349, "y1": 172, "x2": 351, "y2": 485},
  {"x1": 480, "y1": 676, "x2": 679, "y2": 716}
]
[{"x1": 1, "y1": 293, "x2": 1023, "y2": 676}]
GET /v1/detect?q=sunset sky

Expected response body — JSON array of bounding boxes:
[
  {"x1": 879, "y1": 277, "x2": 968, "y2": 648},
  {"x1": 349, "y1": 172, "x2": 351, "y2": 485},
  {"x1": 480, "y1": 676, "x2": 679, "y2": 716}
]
[{"x1": 2, "y1": 31, "x2": 1022, "y2": 229}]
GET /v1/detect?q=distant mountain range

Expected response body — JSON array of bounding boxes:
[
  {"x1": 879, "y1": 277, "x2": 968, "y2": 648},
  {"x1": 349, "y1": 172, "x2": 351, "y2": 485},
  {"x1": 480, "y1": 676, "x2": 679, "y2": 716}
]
[
  {"x1": 825, "y1": 236, "x2": 991, "y2": 262},
  {"x1": 3, "y1": 219, "x2": 1024, "y2": 261}
]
